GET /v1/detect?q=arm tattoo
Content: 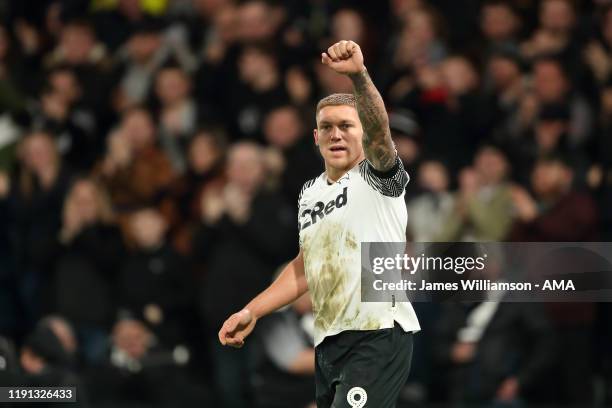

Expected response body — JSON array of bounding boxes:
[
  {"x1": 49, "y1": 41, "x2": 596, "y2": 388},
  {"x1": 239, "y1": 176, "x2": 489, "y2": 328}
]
[{"x1": 349, "y1": 68, "x2": 396, "y2": 171}]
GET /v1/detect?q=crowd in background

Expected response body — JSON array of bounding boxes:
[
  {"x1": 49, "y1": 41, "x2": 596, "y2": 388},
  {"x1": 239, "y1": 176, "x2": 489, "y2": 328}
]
[{"x1": 0, "y1": 0, "x2": 611, "y2": 407}]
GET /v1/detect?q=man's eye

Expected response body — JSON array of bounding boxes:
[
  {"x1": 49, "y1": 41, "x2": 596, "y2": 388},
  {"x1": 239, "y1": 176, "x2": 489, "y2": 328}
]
[{"x1": 340, "y1": 124, "x2": 350, "y2": 130}]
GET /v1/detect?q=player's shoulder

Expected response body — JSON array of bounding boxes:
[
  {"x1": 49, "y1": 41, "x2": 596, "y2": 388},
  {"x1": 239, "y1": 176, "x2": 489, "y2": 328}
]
[
  {"x1": 298, "y1": 174, "x2": 323, "y2": 203},
  {"x1": 357, "y1": 155, "x2": 409, "y2": 198}
]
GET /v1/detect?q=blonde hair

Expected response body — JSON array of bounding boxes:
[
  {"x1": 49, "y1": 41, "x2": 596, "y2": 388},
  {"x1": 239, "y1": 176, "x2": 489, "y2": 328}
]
[{"x1": 316, "y1": 93, "x2": 356, "y2": 115}]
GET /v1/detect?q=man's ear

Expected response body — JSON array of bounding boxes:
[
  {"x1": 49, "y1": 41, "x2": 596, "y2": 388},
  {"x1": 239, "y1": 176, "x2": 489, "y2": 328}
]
[{"x1": 313, "y1": 128, "x2": 319, "y2": 146}]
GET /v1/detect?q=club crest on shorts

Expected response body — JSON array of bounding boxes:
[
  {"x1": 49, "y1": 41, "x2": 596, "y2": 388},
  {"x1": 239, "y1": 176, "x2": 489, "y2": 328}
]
[{"x1": 347, "y1": 386, "x2": 367, "y2": 407}]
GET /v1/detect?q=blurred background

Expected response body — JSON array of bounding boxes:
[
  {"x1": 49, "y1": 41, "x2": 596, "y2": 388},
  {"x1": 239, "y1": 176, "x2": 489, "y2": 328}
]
[{"x1": 0, "y1": 0, "x2": 610, "y2": 407}]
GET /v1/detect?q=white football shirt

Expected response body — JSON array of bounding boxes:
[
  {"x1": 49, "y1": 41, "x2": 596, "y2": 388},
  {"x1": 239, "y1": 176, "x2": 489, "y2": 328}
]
[{"x1": 298, "y1": 156, "x2": 421, "y2": 346}]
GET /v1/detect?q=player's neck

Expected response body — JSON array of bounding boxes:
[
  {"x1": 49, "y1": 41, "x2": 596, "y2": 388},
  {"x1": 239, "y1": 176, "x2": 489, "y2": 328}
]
[{"x1": 325, "y1": 156, "x2": 363, "y2": 182}]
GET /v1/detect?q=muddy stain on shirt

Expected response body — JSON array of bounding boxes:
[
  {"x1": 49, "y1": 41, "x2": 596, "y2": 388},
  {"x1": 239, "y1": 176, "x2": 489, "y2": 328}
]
[{"x1": 302, "y1": 221, "x2": 369, "y2": 332}]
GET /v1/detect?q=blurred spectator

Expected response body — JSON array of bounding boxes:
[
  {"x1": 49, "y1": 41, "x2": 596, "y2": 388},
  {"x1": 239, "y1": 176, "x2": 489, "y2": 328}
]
[
  {"x1": 388, "y1": 0, "x2": 424, "y2": 24},
  {"x1": 511, "y1": 156, "x2": 599, "y2": 241},
  {"x1": 389, "y1": 109, "x2": 422, "y2": 193},
  {"x1": 237, "y1": 0, "x2": 284, "y2": 44},
  {"x1": 380, "y1": 5, "x2": 447, "y2": 101},
  {"x1": 51, "y1": 178, "x2": 123, "y2": 364},
  {"x1": 86, "y1": 318, "x2": 208, "y2": 407},
  {"x1": 512, "y1": 155, "x2": 600, "y2": 405},
  {"x1": 93, "y1": 0, "x2": 162, "y2": 52},
  {"x1": 485, "y1": 49, "x2": 528, "y2": 145},
  {"x1": 393, "y1": 6, "x2": 447, "y2": 72},
  {"x1": 1, "y1": 132, "x2": 72, "y2": 327},
  {"x1": 406, "y1": 160, "x2": 454, "y2": 242},
  {"x1": 223, "y1": 45, "x2": 290, "y2": 141},
  {"x1": 176, "y1": 0, "x2": 233, "y2": 46},
  {"x1": 117, "y1": 208, "x2": 193, "y2": 348},
  {"x1": 194, "y1": 142, "x2": 296, "y2": 408},
  {"x1": 330, "y1": 8, "x2": 365, "y2": 44},
  {"x1": 96, "y1": 107, "x2": 175, "y2": 212},
  {"x1": 3, "y1": 19, "x2": 46, "y2": 99},
  {"x1": 433, "y1": 269, "x2": 555, "y2": 405},
  {"x1": 479, "y1": 0, "x2": 523, "y2": 54},
  {"x1": 189, "y1": 4, "x2": 240, "y2": 127},
  {"x1": 32, "y1": 67, "x2": 99, "y2": 171},
  {"x1": 253, "y1": 291, "x2": 315, "y2": 408},
  {"x1": 262, "y1": 105, "x2": 321, "y2": 203},
  {"x1": 521, "y1": 0, "x2": 582, "y2": 65},
  {"x1": 511, "y1": 103, "x2": 591, "y2": 185},
  {"x1": 164, "y1": 128, "x2": 226, "y2": 253},
  {"x1": 399, "y1": 55, "x2": 488, "y2": 175},
  {"x1": 285, "y1": 66, "x2": 316, "y2": 109},
  {"x1": 531, "y1": 57, "x2": 593, "y2": 146},
  {"x1": 438, "y1": 145, "x2": 514, "y2": 241},
  {"x1": 46, "y1": 19, "x2": 114, "y2": 130},
  {"x1": 154, "y1": 65, "x2": 198, "y2": 173},
  {"x1": 327, "y1": 8, "x2": 374, "y2": 62},
  {"x1": 111, "y1": 21, "x2": 167, "y2": 112}
]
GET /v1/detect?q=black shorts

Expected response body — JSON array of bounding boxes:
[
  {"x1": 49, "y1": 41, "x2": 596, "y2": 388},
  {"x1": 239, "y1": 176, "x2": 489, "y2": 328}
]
[{"x1": 314, "y1": 322, "x2": 414, "y2": 408}]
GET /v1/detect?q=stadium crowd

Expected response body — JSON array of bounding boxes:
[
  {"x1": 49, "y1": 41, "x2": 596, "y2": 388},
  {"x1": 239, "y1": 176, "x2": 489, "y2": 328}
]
[{"x1": 0, "y1": 0, "x2": 611, "y2": 407}]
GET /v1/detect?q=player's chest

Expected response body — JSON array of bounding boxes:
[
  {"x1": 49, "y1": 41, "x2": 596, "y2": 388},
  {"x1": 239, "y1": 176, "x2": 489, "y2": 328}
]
[{"x1": 298, "y1": 184, "x2": 353, "y2": 233}]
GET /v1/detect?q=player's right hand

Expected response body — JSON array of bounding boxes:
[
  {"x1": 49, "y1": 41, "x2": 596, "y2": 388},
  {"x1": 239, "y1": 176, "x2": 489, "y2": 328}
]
[
  {"x1": 321, "y1": 40, "x2": 365, "y2": 75},
  {"x1": 218, "y1": 309, "x2": 256, "y2": 348}
]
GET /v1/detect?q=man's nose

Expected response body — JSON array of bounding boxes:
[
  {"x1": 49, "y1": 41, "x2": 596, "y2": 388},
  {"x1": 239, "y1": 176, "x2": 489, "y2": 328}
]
[{"x1": 330, "y1": 127, "x2": 342, "y2": 141}]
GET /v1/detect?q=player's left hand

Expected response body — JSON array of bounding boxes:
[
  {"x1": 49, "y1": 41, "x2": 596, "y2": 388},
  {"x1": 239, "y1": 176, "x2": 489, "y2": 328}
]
[
  {"x1": 321, "y1": 40, "x2": 365, "y2": 75},
  {"x1": 219, "y1": 309, "x2": 256, "y2": 348}
]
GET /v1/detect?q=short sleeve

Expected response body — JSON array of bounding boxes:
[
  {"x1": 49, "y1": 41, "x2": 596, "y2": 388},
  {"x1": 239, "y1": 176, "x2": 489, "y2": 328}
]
[
  {"x1": 358, "y1": 155, "x2": 409, "y2": 197},
  {"x1": 297, "y1": 177, "x2": 317, "y2": 243}
]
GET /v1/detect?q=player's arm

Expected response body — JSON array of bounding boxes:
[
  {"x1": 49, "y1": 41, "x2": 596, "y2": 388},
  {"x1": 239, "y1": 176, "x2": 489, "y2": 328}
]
[
  {"x1": 322, "y1": 40, "x2": 396, "y2": 172},
  {"x1": 218, "y1": 249, "x2": 308, "y2": 348}
]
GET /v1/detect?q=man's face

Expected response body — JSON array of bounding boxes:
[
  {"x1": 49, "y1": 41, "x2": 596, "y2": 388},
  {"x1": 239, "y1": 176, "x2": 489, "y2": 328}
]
[
  {"x1": 534, "y1": 61, "x2": 567, "y2": 102},
  {"x1": 314, "y1": 105, "x2": 364, "y2": 173},
  {"x1": 481, "y1": 4, "x2": 518, "y2": 41},
  {"x1": 474, "y1": 148, "x2": 508, "y2": 185},
  {"x1": 532, "y1": 161, "x2": 568, "y2": 198},
  {"x1": 489, "y1": 57, "x2": 520, "y2": 90}
]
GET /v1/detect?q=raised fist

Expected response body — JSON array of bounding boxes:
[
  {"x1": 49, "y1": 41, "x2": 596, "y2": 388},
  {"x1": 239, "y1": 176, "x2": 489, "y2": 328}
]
[{"x1": 321, "y1": 40, "x2": 365, "y2": 75}]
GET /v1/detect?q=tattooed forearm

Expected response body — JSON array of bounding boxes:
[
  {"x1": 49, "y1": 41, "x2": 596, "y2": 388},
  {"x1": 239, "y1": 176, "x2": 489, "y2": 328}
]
[{"x1": 349, "y1": 68, "x2": 396, "y2": 171}]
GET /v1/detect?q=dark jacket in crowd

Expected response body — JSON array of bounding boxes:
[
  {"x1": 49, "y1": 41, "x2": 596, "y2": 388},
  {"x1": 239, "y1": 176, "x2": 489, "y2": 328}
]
[
  {"x1": 4, "y1": 166, "x2": 73, "y2": 275},
  {"x1": 400, "y1": 88, "x2": 490, "y2": 175},
  {"x1": 194, "y1": 190, "x2": 297, "y2": 330},
  {"x1": 433, "y1": 301, "x2": 556, "y2": 404},
  {"x1": 116, "y1": 243, "x2": 194, "y2": 346},
  {"x1": 51, "y1": 224, "x2": 124, "y2": 328}
]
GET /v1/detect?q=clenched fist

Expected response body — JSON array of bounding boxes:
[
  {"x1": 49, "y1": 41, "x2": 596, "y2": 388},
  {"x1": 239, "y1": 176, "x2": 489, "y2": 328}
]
[
  {"x1": 321, "y1": 40, "x2": 365, "y2": 75},
  {"x1": 218, "y1": 309, "x2": 256, "y2": 348}
]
